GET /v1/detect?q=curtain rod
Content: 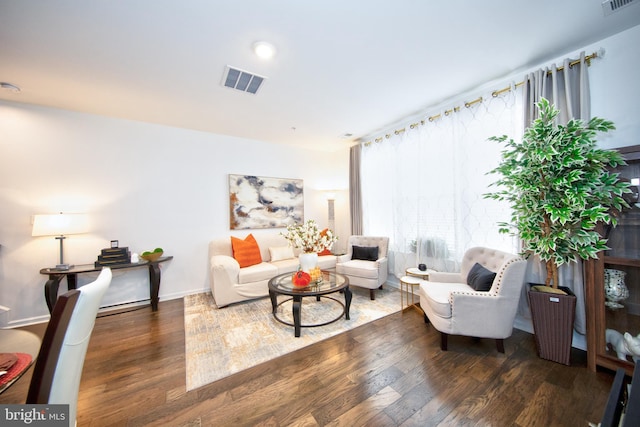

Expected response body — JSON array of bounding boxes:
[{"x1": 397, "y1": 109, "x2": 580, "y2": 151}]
[
  {"x1": 490, "y1": 51, "x2": 598, "y2": 98},
  {"x1": 363, "y1": 50, "x2": 599, "y2": 147}
]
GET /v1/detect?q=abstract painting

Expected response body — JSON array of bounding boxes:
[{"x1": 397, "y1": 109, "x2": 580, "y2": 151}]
[{"x1": 229, "y1": 174, "x2": 304, "y2": 229}]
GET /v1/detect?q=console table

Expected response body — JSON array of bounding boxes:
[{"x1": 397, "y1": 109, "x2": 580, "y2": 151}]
[{"x1": 40, "y1": 256, "x2": 173, "y2": 313}]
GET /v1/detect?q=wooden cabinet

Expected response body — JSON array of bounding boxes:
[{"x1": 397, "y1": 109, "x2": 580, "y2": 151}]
[{"x1": 586, "y1": 145, "x2": 640, "y2": 375}]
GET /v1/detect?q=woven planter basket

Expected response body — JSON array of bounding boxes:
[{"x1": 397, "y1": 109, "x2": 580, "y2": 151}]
[{"x1": 527, "y1": 285, "x2": 577, "y2": 366}]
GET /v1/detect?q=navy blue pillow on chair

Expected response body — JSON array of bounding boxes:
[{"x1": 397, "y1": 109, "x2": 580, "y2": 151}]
[
  {"x1": 467, "y1": 262, "x2": 496, "y2": 292},
  {"x1": 351, "y1": 245, "x2": 379, "y2": 261}
]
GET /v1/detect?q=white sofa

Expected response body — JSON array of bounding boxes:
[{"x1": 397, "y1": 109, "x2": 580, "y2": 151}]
[{"x1": 209, "y1": 233, "x2": 337, "y2": 308}]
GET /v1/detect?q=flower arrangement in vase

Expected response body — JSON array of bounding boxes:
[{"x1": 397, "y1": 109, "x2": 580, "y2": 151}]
[
  {"x1": 281, "y1": 219, "x2": 337, "y2": 253},
  {"x1": 281, "y1": 219, "x2": 337, "y2": 273}
]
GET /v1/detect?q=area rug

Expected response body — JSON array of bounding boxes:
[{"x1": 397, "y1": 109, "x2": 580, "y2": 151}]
[{"x1": 184, "y1": 286, "x2": 401, "y2": 391}]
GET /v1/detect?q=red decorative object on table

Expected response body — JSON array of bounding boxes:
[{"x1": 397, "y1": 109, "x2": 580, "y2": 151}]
[{"x1": 292, "y1": 271, "x2": 311, "y2": 287}]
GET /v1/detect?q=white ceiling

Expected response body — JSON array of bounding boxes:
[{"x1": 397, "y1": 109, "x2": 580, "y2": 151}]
[{"x1": 1, "y1": 1, "x2": 639, "y2": 152}]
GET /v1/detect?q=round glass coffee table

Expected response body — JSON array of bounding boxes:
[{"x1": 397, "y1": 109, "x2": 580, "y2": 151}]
[{"x1": 268, "y1": 270, "x2": 351, "y2": 337}]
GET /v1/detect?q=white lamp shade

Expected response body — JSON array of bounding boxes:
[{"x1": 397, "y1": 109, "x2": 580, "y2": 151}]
[{"x1": 32, "y1": 213, "x2": 89, "y2": 237}]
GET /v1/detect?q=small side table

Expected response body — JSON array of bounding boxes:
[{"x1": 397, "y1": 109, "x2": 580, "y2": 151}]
[
  {"x1": 400, "y1": 275, "x2": 423, "y2": 314},
  {"x1": 405, "y1": 267, "x2": 435, "y2": 280}
]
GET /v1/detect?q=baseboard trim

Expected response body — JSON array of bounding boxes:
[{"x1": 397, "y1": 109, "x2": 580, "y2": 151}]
[{"x1": 6, "y1": 287, "x2": 208, "y2": 328}]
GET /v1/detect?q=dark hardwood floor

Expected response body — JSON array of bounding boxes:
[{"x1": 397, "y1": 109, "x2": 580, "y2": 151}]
[{"x1": 1, "y1": 297, "x2": 617, "y2": 426}]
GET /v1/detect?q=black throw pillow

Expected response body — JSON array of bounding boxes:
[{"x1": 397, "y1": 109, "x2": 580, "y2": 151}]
[
  {"x1": 467, "y1": 262, "x2": 496, "y2": 292},
  {"x1": 351, "y1": 245, "x2": 379, "y2": 261}
]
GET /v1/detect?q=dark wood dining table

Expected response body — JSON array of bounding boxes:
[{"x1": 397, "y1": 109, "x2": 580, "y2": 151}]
[{"x1": 0, "y1": 329, "x2": 41, "y2": 394}]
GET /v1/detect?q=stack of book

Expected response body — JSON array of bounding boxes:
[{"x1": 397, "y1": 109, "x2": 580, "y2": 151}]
[{"x1": 95, "y1": 247, "x2": 131, "y2": 267}]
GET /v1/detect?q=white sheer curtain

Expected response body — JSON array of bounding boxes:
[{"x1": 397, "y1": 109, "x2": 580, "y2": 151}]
[{"x1": 361, "y1": 90, "x2": 522, "y2": 279}]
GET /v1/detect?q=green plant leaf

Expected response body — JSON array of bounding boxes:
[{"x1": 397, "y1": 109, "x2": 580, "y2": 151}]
[{"x1": 484, "y1": 97, "x2": 631, "y2": 287}]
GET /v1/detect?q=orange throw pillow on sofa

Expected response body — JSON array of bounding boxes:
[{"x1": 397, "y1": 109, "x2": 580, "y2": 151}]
[{"x1": 231, "y1": 234, "x2": 262, "y2": 268}]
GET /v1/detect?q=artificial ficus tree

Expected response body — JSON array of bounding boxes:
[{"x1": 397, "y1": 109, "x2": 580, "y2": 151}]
[{"x1": 485, "y1": 98, "x2": 630, "y2": 288}]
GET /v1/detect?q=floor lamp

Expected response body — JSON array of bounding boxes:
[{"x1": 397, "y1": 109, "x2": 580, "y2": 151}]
[
  {"x1": 32, "y1": 213, "x2": 89, "y2": 270},
  {"x1": 326, "y1": 193, "x2": 336, "y2": 233}
]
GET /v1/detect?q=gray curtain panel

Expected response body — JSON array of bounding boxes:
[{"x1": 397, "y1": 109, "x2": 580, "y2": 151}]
[
  {"x1": 523, "y1": 51, "x2": 591, "y2": 125},
  {"x1": 349, "y1": 144, "x2": 363, "y2": 236}
]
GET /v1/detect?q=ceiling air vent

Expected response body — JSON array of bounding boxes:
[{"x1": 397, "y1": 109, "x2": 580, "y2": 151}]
[
  {"x1": 222, "y1": 65, "x2": 266, "y2": 94},
  {"x1": 602, "y1": 0, "x2": 638, "y2": 15}
]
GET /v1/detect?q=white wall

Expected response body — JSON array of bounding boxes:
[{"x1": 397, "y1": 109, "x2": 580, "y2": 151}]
[
  {"x1": 584, "y1": 24, "x2": 640, "y2": 150},
  {"x1": 0, "y1": 103, "x2": 351, "y2": 326}
]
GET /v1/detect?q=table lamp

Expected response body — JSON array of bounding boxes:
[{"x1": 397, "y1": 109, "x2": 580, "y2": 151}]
[{"x1": 32, "y1": 213, "x2": 89, "y2": 270}]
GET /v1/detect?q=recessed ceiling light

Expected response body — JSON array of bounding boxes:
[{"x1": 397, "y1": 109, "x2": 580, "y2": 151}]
[
  {"x1": 253, "y1": 41, "x2": 276, "y2": 60},
  {"x1": 0, "y1": 82, "x2": 21, "y2": 93}
]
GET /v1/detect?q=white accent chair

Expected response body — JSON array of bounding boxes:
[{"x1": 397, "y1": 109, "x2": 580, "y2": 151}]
[
  {"x1": 418, "y1": 247, "x2": 526, "y2": 352},
  {"x1": 27, "y1": 267, "x2": 112, "y2": 426},
  {"x1": 336, "y1": 236, "x2": 389, "y2": 300}
]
